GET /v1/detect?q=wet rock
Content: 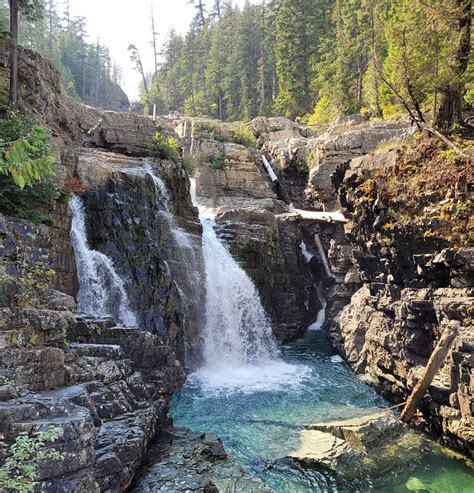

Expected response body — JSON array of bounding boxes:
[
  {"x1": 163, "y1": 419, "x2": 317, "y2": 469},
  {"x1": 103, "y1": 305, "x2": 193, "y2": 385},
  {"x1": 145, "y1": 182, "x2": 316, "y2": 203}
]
[
  {"x1": 307, "y1": 411, "x2": 406, "y2": 453},
  {"x1": 289, "y1": 429, "x2": 359, "y2": 472},
  {"x1": 46, "y1": 289, "x2": 77, "y2": 311},
  {"x1": 76, "y1": 150, "x2": 204, "y2": 363},
  {"x1": 133, "y1": 429, "x2": 272, "y2": 493},
  {"x1": 216, "y1": 208, "x2": 317, "y2": 342}
]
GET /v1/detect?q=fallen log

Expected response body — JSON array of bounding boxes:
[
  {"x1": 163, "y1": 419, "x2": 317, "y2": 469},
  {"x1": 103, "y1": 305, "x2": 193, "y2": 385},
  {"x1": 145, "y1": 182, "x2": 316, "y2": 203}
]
[{"x1": 400, "y1": 320, "x2": 459, "y2": 423}]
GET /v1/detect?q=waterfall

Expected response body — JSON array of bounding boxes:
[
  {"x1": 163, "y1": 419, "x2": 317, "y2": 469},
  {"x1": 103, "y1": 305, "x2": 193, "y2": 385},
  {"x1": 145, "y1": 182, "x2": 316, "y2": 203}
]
[
  {"x1": 300, "y1": 241, "x2": 327, "y2": 331},
  {"x1": 143, "y1": 163, "x2": 201, "y2": 293},
  {"x1": 190, "y1": 179, "x2": 307, "y2": 394},
  {"x1": 70, "y1": 196, "x2": 137, "y2": 327}
]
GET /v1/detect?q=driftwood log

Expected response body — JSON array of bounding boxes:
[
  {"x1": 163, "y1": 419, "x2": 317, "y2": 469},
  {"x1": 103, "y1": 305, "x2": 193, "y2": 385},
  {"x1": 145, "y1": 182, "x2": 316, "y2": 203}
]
[{"x1": 401, "y1": 320, "x2": 460, "y2": 423}]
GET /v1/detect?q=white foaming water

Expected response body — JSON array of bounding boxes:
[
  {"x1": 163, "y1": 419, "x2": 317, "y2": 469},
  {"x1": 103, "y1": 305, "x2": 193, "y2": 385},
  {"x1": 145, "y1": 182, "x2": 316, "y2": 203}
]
[
  {"x1": 70, "y1": 196, "x2": 137, "y2": 326},
  {"x1": 190, "y1": 179, "x2": 310, "y2": 394},
  {"x1": 308, "y1": 283, "x2": 327, "y2": 331},
  {"x1": 299, "y1": 240, "x2": 313, "y2": 263}
]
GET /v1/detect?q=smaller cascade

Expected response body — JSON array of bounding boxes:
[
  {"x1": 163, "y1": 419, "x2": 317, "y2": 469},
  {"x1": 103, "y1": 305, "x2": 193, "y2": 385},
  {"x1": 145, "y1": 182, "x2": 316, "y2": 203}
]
[
  {"x1": 70, "y1": 196, "x2": 137, "y2": 326},
  {"x1": 300, "y1": 241, "x2": 327, "y2": 331},
  {"x1": 143, "y1": 163, "x2": 201, "y2": 291}
]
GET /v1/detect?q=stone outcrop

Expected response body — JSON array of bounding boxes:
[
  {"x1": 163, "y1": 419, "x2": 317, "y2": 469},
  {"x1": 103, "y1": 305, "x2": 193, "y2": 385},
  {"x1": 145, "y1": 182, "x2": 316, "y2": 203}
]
[
  {"x1": 257, "y1": 115, "x2": 413, "y2": 211},
  {"x1": 86, "y1": 113, "x2": 177, "y2": 157},
  {"x1": 251, "y1": 115, "x2": 472, "y2": 459},
  {"x1": 0, "y1": 317, "x2": 184, "y2": 492},
  {"x1": 133, "y1": 429, "x2": 271, "y2": 493},
  {"x1": 288, "y1": 411, "x2": 434, "y2": 485},
  {"x1": 75, "y1": 150, "x2": 204, "y2": 362},
  {"x1": 0, "y1": 38, "x2": 101, "y2": 151}
]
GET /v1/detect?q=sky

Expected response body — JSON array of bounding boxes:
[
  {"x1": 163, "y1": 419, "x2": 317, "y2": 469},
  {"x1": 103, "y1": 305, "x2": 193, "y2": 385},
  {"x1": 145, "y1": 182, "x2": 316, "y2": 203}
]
[{"x1": 68, "y1": 0, "x2": 253, "y2": 101}]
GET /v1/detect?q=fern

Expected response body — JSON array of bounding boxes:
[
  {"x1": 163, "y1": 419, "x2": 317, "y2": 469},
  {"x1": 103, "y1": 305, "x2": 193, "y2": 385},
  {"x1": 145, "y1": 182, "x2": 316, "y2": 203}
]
[{"x1": 0, "y1": 114, "x2": 56, "y2": 190}]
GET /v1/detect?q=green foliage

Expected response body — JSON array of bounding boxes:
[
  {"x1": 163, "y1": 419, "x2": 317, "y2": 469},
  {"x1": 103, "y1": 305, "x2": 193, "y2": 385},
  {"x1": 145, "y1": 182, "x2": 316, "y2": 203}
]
[
  {"x1": 273, "y1": 0, "x2": 334, "y2": 118},
  {"x1": 181, "y1": 158, "x2": 195, "y2": 176},
  {"x1": 0, "y1": 115, "x2": 55, "y2": 190},
  {"x1": 231, "y1": 124, "x2": 257, "y2": 148},
  {"x1": 151, "y1": 132, "x2": 180, "y2": 161},
  {"x1": 0, "y1": 112, "x2": 62, "y2": 223},
  {"x1": 308, "y1": 95, "x2": 338, "y2": 125},
  {"x1": 0, "y1": 175, "x2": 64, "y2": 223},
  {"x1": 209, "y1": 154, "x2": 226, "y2": 170},
  {"x1": 0, "y1": 427, "x2": 62, "y2": 493},
  {"x1": 8, "y1": 330, "x2": 39, "y2": 349}
]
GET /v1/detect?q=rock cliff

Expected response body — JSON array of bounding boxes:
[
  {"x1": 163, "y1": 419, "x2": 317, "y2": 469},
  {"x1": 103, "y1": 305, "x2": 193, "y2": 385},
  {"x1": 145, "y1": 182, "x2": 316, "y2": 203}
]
[
  {"x1": 247, "y1": 114, "x2": 472, "y2": 457},
  {"x1": 328, "y1": 148, "x2": 473, "y2": 456},
  {"x1": 0, "y1": 45, "x2": 202, "y2": 491}
]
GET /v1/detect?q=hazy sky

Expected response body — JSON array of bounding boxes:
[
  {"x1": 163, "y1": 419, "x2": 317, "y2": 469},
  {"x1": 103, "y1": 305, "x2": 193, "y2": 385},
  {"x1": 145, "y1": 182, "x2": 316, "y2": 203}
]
[{"x1": 68, "y1": 0, "x2": 253, "y2": 100}]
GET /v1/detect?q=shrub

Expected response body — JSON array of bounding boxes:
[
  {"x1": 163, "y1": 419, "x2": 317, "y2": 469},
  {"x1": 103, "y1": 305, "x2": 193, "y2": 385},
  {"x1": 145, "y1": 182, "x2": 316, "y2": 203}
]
[
  {"x1": 0, "y1": 175, "x2": 64, "y2": 224},
  {"x1": 210, "y1": 154, "x2": 226, "y2": 170},
  {"x1": 232, "y1": 124, "x2": 257, "y2": 148},
  {"x1": 308, "y1": 95, "x2": 338, "y2": 126},
  {"x1": 0, "y1": 427, "x2": 63, "y2": 493},
  {"x1": 0, "y1": 112, "x2": 61, "y2": 223},
  {"x1": 181, "y1": 158, "x2": 195, "y2": 176},
  {"x1": 152, "y1": 131, "x2": 180, "y2": 161},
  {"x1": 208, "y1": 122, "x2": 226, "y2": 142}
]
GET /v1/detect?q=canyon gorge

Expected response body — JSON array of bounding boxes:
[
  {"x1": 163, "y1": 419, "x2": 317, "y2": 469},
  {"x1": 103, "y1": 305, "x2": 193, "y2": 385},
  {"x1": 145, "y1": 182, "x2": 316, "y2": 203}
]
[{"x1": 0, "y1": 41, "x2": 472, "y2": 493}]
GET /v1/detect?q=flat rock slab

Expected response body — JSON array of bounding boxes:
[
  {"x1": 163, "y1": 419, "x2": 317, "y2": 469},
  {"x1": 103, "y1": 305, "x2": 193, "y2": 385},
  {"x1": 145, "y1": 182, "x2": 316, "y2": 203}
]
[
  {"x1": 288, "y1": 429, "x2": 360, "y2": 472},
  {"x1": 307, "y1": 410, "x2": 406, "y2": 453}
]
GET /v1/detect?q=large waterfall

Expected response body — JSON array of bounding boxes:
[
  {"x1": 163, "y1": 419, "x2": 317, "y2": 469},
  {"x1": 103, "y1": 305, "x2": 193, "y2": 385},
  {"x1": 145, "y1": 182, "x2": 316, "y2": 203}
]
[
  {"x1": 70, "y1": 196, "x2": 137, "y2": 326},
  {"x1": 190, "y1": 180, "x2": 307, "y2": 394}
]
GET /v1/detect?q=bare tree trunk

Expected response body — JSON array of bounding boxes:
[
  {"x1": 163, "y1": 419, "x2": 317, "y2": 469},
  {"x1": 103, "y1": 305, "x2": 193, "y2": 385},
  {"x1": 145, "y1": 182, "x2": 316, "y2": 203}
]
[
  {"x1": 434, "y1": 0, "x2": 472, "y2": 132},
  {"x1": 9, "y1": 0, "x2": 18, "y2": 110},
  {"x1": 151, "y1": 4, "x2": 159, "y2": 76}
]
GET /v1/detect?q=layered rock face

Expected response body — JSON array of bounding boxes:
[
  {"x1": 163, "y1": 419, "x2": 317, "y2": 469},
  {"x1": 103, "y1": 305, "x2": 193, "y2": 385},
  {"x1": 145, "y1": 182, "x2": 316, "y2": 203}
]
[
  {"x1": 76, "y1": 149, "x2": 204, "y2": 362},
  {"x1": 329, "y1": 162, "x2": 473, "y2": 455},
  {"x1": 256, "y1": 115, "x2": 412, "y2": 210},
  {"x1": 0, "y1": 184, "x2": 186, "y2": 491},
  {"x1": 253, "y1": 115, "x2": 472, "y2": 457},
  {"x1": 0, "y1": 46, "x2": 205, "y2": 491},
  {"x1": 179, "y1": 118, "x2": 320, "y2": 342}
]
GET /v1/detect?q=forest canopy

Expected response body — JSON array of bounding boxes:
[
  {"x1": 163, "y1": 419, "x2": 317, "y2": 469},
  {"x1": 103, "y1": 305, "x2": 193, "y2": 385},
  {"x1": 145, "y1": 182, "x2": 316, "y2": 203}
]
[
  {"x1": 139, "y1": 0, "x2": 472, "y2": 130},
  {"x1": 0, "y1": 0, "x2": 129, "y2": 111}
]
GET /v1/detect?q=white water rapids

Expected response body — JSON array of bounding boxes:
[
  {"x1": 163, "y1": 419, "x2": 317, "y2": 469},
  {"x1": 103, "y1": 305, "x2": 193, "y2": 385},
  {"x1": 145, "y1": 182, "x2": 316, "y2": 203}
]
[{"x1": 190, "y1": 179, "x2": 309, "y2": 394}]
